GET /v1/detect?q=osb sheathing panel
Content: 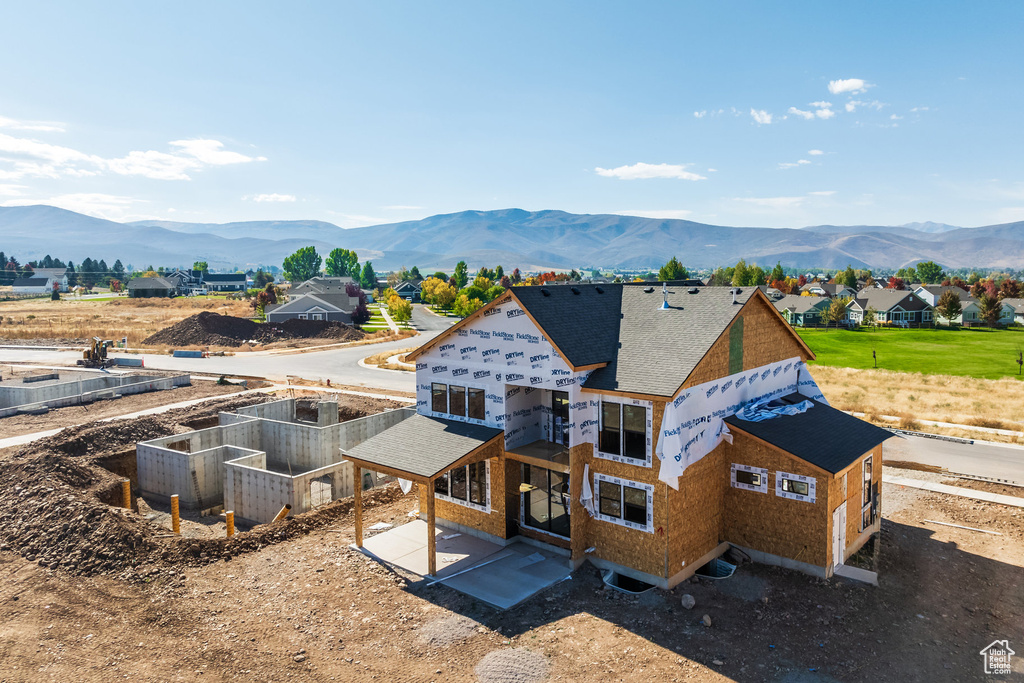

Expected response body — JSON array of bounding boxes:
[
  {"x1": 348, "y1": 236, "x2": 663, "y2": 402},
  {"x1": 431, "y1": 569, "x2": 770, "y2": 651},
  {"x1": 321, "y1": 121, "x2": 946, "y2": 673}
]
[
  {"x1": 682, "y1": 296, "x2": 810, "y2": 390},
  {"x1": 666, "y1": 445, "x2": 728, "y2": 575},
  {"x1": 838, "y1": 443, "x2": 883, "y2": 556},
  {"x1": 418, "y1": 440, "x2": 507, "y2": 539},
  {"x1": 722, "y1": 430, "x2": 831, "y2": 568}
]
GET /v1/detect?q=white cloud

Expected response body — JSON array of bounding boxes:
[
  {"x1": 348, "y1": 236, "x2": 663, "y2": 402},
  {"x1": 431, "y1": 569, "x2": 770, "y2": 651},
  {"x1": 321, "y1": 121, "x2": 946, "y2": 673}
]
[
  {"x1": 778, "y1": 159, "x2": 812, "y2": 169},
  {"x1": 693, "y1": 110, "x2": 707, "y2": 118},
  {"x1": 595, "y1": 162, "x2": 706, "y2": 181},
  {"x1": 169, "y1": 139, "x2": 266, "y2": 165},
  {"x1": 750, "y1": 109, "x2": 773, "y2": 125},
  {"x1": 615, "y1": 209, "x2": 694, "y2": 220},
  {"x1": 846, "y1": 99, "x2": 885, "y2": 113},
  {"x1": 808, "y1": 190, "x2": 836, "y2": 196},
  {"x1": 809, "y1": 101, "x2": 832, "y2": 109},
  {"x1": 0, "y1": 131, "x2": 264, "y2": 181},
  {"x1": 382, "y1": 204, "x2": 423, "y2": 210},
  {"x1": 828, "y1": 78, "x2": 870, "y2": 95},
  {"x1": 890, "y1": 114, "x2": 903, "y2": 120},
  {"x1": 910, "y1": 106, "x2": 930, "y2": 112},
  {"x1": 707, "y1": 168, "x2": 718, "y2": 172},
  {"x1": 0, "y1": 183, "x2": 25, "y2": 196},
  {"x1": 0, "y1": 115, "x2": 66, "y2": 133},
  {"x1": 815, "y1": 108, "x2": 836, "y2": 119},
  {"x1": 808, "y1": 149, "x2": 824, "y2": 155},
  {"x1": 733, "y1": 196, "x2": 806, "y2": 209},
  {"x1": 250, "y1": 193, "x2": 296, "y2": 203},
  {"x1": 788, "y1": 107, "x2": 815, "y2": 120}
]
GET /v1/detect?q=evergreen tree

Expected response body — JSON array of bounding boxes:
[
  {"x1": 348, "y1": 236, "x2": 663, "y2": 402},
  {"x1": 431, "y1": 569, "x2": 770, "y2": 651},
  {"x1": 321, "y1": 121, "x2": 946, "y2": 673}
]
[
  {"x1": 658, "y1": 256, "x2": 688, "y2": 281},
  {"x1": 360, "y1": 261, "x2": 377, "y2": 289},
  {"x1": 769, "y1": 262, "x2": 785, "y2": 284},
  {"x1": 453, "y1": 261, "x2": 469, "y2": 288}
]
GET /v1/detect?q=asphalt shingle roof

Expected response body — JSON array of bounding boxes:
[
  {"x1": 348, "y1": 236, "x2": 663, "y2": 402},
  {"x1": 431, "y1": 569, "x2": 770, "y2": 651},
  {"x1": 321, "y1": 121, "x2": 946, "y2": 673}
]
[
  {"x1": 128, "y1": 277, "x2": 175, "y2": 290},
  {"x1": 512, "y1": 284, "x2": 623, "y2": 368},
  {"x1": 13, "y1": 277, "x2": 49, "y2": 287},
  {"x1": 851, "y1": 289, "x2": 929, "y2": 311},
  {"x1": 773, "y1": 294, "x2": 828, "y2": 314},
  {"x1": 916, "y1": 285, "x2": 972, "y2": 301},
  {"x1": 344, "y1": 414, "x2": 502, "y2": 479},
  {"x1": 203, "y1": 273, "x2": 246, "y2": 282},
  {"x1": 725, "y1": 393, "x2": 893, "y2": 473}
]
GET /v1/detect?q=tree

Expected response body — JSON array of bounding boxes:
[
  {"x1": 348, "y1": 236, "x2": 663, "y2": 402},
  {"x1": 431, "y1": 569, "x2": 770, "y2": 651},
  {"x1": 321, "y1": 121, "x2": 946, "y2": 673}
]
[
  {"x1": 935, "y1": 289, "x2": 963, "y2": 324},
  {"x1": 494, "y1": 265, "x2": 504, "y2": 281},
  {"x1": 837, "y1": 265, "x2": 858, "y2": 290},
  {"x1": 109, "y1": 278, "x2": 122, "y2": 294},
  {"x1": 999, "y1": 278, "x2": 1021, "y2": 300},
  {"x1": 360, "y1": 261, "x2": 377, "y2": 289},
  {"x1": 862, "y1": 307, "x2": 877, "y2": 326},
  {"x1": 283, "y1": 246, "x2": 322, "y2": 282},
  {"x1": 731, "y1": 259, "x2": 749, "y2": 287},
  {"x1": 432, "y1": 281, "x2": 457, "y2": 310},
  {"x1": 887, "y1": 276, "x2": 905, "y2": 290},
  {"x1": 511, "y1": 268, "x2": 522, "y2": 284},
  {"x1": 499, "y1": 275, "x2": 512, "y2": 289},
  {"x1": 915, "y1": 261, "x2": 943, "y2": 284},
  {"x1": 325, "y1": 248, "x2": 359, "y2": 277},
  {"x1": 409, "y1": 266, "x2": 421, "y2": 280},
  {"x1": 453, "y1": 261, "x2": 469, "y2": 288},
  {"x1": 978, "y1": 293, "x2": 1004, "y2": 327},
  {"x1": 823, "y1": 297, "x2": 851, "y2": 328},
  {"x1": 797, "y1": 273, "x2": 807, "y2": 288},
  {"x1": 472, "y1": 275, "x2": 492, "y2": 291},
  {"x1": 193, "y1": 261, "x2": 209, "y2": 273},
  {"x1": 485, "y1": 284, "x2": 506, "y2": 301},
  {"x1": 387, "y1": 294, "x2": 412, "y2": 323},
  {"x1": 50, "y1": 281, "x2": 60, "y2": 300},
  {"x1": 748, "y1": 265, "x2": 767, "y2": 287},
  {"x1": 431, "y1": 271, "x2": 447, "y2": 282},
  {"x1": 658, "y1": 256, "x2": 688, "y2": 281},
  {"x1": 254, "y1": 269, "x2": 274, "y2": 288},
  {"x1": 769, "y1": 262, "x2": 785, "y2": 284},
  {"x1": 112, "y1": 260, "x2": 125, "y2": 279},
  {"x1": 453, "y1": 294, "x2": 484, "y2": 318}
]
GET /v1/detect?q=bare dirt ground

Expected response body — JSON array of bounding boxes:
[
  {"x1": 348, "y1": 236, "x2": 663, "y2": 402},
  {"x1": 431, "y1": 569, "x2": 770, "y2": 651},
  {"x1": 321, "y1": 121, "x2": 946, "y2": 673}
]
[
  {"x1": 0, "y1": 378, "x2": 258, "y2": 439},
  {"x1": 0, "y1": 404, "x2": 1021, "y2": 683}
]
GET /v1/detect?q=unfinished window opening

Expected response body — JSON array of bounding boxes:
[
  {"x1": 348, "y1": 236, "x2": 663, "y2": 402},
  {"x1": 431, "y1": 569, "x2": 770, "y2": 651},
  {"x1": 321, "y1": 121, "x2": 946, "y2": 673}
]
[
  {"x1": 448, "y1": 385, "x2": 466, "y2": 417},
  {"x1": 730, "y1": 463, "x2": 768, "y2": 493},
  {"x1": 728, "y1": 316, "x2": 744, "y2": 375},
  {"x1": 551, "y1": 391, "x2": 569, "y2": 447},
  {"x1": 434, "y1": 461, "x2": 490, "y2": 512},
  {"x1": 431, "y1": 382, "x2": 447, "y2": 413},
  {"x1": 861, "y1": 456, "x2": 877, "y2": 531},
  {"x1": 596, "y1": 397, "x2": 652, "y2": 466},
  {"x1": 165, "y1": 439, "x2": 191, "y2": 453},
  {"x1": 310, "y1": 474, "x2": 332, "y2": 507},
  {"x1": 592, "y1": 472, "x2": 653, "y2": 532},
  {"x1": 467, "y1": 388, "x2": 485, "y2": 420},
  {"x1": 775, "y1": 470, "x2": 816, "y2": 503}
]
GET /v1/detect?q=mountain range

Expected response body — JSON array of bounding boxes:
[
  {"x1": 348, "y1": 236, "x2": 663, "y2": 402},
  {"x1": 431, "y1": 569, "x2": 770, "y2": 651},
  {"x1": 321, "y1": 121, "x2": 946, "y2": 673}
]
[{"x1": 1, "y1": 204, "x2": 1022, "y2": 273}]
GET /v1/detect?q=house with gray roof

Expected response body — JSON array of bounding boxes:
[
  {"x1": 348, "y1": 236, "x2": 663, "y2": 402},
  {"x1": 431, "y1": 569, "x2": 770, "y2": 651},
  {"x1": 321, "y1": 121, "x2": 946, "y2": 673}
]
[
  {"x1": 32, "y1": 268, "x2": 69, "y2": 292},
  {"x1": 288, "y1": 276, "x2": 356, "y2": 298},
  {"x1": 264, "y1": 292, "x2": 357, "y2": 324},
  {"x1": 343, "y1": 284, "x2": 891, "y2": 585},
  {"x1": 773, "y1": 295, "x2": 831, "y2": 326},
  {"x1": 128, "y1": 276, "x2": 177, "y2": 298},
  {"x1": 847, "y1": 289, "x2": 933, "y2": 326},
  {"x1": 912, "y1": 284, "x2": 971, "y2": 307},
  {"x1": 12, "y1": 276, "x2": 54, "y2": 295},
  {"x1": 202, "y1": 272, "x2": 246, "y2": 292},
  {"x1": 800, "y1": 282, "x2": 855, "y2": 299}
]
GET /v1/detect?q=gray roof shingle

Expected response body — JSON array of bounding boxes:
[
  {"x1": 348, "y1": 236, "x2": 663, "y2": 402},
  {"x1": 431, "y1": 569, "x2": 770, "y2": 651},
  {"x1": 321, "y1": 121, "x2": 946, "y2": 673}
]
[
  {"x1": 773, "y1": 294, "x2": 829, "y2": 314},
  {"x1": 725, "y1": 393, "x2": 893, "y2": 473},
  {"x1": 344, "y1": 414, "x2": 502, "y2": 479},
  {"x1": 512, "y1": 284, "x2": 623, "y2": 368}
]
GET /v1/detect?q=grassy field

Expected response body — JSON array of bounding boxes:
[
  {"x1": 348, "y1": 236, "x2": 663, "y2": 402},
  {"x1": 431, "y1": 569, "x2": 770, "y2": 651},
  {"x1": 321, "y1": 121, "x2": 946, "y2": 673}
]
[{"x1": 798, "y1": 327, "x2": 1024, "y2": 380}]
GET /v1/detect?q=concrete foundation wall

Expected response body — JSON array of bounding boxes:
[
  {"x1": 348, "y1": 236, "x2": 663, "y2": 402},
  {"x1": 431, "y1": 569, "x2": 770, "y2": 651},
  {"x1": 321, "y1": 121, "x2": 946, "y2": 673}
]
[
  {"x1": 0, "y1": 373, "x2": 190, "y2": 416},
  {"x1": 235, "y1": 398, "x2": 295, "y2": 422},
  {"x1": 136, "y1": 442, "x2": 262, "y2": 509}
]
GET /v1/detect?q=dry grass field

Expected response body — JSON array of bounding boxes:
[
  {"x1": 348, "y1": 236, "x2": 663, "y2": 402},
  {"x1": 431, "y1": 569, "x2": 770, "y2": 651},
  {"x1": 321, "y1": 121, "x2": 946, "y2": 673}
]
[
  {"x1": 813, "y1": 365, "x2": 1024, "y2": 438},
  {"x1": 0, "y1": 296, "x2": 251, "y2": 346}
]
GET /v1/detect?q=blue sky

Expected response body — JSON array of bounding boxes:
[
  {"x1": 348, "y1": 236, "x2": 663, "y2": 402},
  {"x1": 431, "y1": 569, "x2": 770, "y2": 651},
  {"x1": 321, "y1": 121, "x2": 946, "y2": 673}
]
[{"x1": 1, "y1": 1, "x2": 1022, "y2": 228}]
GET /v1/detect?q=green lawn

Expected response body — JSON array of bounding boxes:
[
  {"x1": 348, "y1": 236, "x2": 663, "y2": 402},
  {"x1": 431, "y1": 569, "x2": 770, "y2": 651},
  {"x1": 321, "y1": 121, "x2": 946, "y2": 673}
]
[{"x1": 797, "y1": 327, "x2": 1024, "y2": 379}]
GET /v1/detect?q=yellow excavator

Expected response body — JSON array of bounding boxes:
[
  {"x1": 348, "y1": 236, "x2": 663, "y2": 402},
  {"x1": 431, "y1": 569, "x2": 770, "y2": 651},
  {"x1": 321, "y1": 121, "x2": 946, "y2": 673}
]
[{"x1": 78, "y1": 337, "x2": 114, "y2": 368}]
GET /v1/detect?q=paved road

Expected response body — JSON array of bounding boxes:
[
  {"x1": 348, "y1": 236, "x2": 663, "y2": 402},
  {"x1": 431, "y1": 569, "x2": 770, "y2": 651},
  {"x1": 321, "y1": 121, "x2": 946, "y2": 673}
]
[
  {"x1": 885, "y1": 433, "x2": 1024, "y2": 484},
  {"x1": 0, "y1": 305, "x2": 453, "y2": 393}
]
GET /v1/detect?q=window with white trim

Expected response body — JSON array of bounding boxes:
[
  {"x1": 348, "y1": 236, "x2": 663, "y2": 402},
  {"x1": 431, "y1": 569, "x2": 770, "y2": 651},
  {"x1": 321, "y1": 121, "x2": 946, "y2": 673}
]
[
  {"x1": 775, "y1": 470, "x2": 816, "y2": 503},
  {"x1": 596, "y1": 397, "x2": 653, "y2": 467},
  {"x1": 593, "y1": 473, "x2": 653, "y2": 532},
  {"x1": 730, "y1": 463, "x2": 768, "y2": 493},
  {"x1": 298, "y1": 313, "x2": 308, "y2": 320},
  {"x1": 922, "y1": 310, "x2": 932, "y2": 321},
  {"x1": 433, "y1": 460, "x2": 490, "y2": 512}
]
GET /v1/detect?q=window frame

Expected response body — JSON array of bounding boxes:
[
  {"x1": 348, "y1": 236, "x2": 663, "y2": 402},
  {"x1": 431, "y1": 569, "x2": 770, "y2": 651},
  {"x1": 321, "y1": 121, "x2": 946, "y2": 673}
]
[
  {"x1": 467, "y1": 387, "x2": 486, "y2": 421},
  {"x1": 592, "y1": 472, "x2": 653, "y2": 533},
  {"x1": 595, "y1": 397, "x2": 653, "y2": 467},
  {"x1": 730, "y1": 463, "x2": 768, "y2": 493},
  {"x1": 434, "y1": 460, "x2": 491, "y2": 512},
  {"x1": 431, "y1": 382, "x2": 448, "y2": 414},
  {"x1": 774, "y1": 470, "x2": 816, "y2": 503},
  {"x1": 448, "y1": 385, "x2": 467, "y2": 417}
]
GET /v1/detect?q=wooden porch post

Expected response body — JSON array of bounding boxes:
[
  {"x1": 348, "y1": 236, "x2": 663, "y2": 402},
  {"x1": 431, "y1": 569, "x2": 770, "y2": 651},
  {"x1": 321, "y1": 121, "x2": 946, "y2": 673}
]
[
  {"x1": 354, "y1": 467, "x2": 363, "y2": 548},
  {"x1": 426, "y1": 483, "x2": 437, "y2": 576}
]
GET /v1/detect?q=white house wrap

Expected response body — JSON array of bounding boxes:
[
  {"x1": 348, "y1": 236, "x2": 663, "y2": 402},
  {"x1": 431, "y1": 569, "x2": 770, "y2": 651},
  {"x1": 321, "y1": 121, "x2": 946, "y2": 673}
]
[{"x1": 655, "y1": 357, "x2": 827, "y2": 488}]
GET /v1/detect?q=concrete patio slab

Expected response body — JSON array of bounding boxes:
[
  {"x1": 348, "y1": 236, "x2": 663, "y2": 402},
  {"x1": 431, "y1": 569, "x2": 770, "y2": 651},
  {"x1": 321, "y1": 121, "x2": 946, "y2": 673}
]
[{"x1": 356, "y1": 520, "x2": 571, "y2": 608}]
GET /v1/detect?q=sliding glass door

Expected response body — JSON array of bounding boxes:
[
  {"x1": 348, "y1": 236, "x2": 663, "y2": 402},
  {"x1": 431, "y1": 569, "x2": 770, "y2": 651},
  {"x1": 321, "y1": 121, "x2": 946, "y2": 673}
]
[{"x1": 522, "y1": 463, "x2": 570, "y2": 538}]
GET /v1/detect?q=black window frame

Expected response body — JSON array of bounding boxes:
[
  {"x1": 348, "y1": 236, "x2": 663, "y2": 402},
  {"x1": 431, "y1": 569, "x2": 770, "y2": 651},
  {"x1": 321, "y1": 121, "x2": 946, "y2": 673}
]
[
  {"x1": 598, "y1": 479, "x2": 622, "y2": 518},
  {"x1": 431, "y1": 382, "x2": 448, "y2": 413},
  {"x1": 448, "y1": 385, "x2": 466, "y2": 417},
  {"x1": 599, "y1": 400, "x2": 648, "y2": 461},
  {"x1": 599, "y1": 402, "x2": 621, "y2": 455},
  {"x1": 735, "y1": 470, "x2": 761, "y2": 487},
  {"x1": 622, "y1": 485, "x2": 647, "y2": 525},
  {"x1": 435, "y1": 462, "x2": 489, "y2": 509},
  {"x1": 467, "y1": 387, "x2": 485, "y2": 420},
  {"x1": 781, "y1": 477, "x2": 809, "y2": 496}
]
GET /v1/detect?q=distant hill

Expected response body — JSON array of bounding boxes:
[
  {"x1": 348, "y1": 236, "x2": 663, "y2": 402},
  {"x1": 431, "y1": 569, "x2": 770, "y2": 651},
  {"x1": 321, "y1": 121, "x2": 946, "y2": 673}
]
[{"x1": 3, "y1": 204, "x2": 1023, "y2": 272}]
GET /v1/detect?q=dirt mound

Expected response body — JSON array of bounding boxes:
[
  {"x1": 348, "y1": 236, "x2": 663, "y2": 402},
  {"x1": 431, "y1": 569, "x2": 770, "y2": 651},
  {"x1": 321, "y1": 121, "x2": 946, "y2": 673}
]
[{"x1": 143, "y1": 311, "x2": 364, "y2": 348}]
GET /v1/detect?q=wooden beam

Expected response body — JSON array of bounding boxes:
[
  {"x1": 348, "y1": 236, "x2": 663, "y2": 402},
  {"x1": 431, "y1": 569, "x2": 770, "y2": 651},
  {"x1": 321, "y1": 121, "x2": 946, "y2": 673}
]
[
  {"x1": 354, "y1": 467, "x2": 363, "y2": 548},
  {"x1": 426, "y1": 484, "x2": 437, "y2": 577}
]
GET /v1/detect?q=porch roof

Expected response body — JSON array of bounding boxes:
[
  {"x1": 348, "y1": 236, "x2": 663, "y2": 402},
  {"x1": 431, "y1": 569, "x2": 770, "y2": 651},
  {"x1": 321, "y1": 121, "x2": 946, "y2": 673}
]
[{"x1": 344, "y1": 414, "x2": 502, "y2": 481}]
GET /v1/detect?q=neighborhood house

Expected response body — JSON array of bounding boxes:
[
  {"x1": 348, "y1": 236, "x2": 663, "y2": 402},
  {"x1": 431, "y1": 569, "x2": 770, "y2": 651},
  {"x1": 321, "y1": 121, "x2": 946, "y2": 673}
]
[{"x1": 344, "y1": 284, "x2": 891, "y2": 586}]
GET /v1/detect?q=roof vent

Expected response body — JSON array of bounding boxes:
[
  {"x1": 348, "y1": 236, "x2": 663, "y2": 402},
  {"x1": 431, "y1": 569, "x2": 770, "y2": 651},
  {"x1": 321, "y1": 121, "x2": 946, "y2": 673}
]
[
  {"x1": 688, "y1": 288, "x2": 699, "y2": 294},
  {"x1": 732, "y1": 287, "x2": 742, "y2": 304},
  {"x1": 541, "y1": 288, "x2": 551, "y2": 297},
  {"x1": 571, "y1": 287, "x2": 580, "y2": 295},
  {"x1": 595, "y1": 286, "x2": 604, "y2": 294},
  {"x1": 659, "y1": 282, "x2": 670, "y2": 311},
  {"x1": 643, "y1": 287, "x2": 655, "y2": 293}
]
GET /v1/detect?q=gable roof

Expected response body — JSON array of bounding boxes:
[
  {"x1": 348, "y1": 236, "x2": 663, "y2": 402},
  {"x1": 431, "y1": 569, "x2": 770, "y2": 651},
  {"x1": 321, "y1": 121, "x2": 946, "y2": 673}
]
[
  {"x1": 773, "y1": 294, "x2": 829, "y2": 315},
  {"x1": 203, "y1": 273, "x2": 246, "y2": 282},
  {"x1": 915, "y1": 284, "x2": 971, "y2": 301},
  {"x1": 998, "y1": 297, "x2": 1024, "y2": 312},
  {"x1": 128, "y1": 276, "x2": 175, "y2": 290},
  {"x1": 510, "y1": 284, "x2": 623, "y2": 369},
  {"x1": 725, "y1": 394, "x2": 893, "y2": 474},
  {"x1": 32, "y1": 268, "x2": 66, "y2": 279},
  {"x1": 269, "y1": 292, "x2": 355, "y2": 313},
  {"x1": 13, "y1": 277, "x2": 49, "y2": 287},
  {"x1": 850, "y1": 289, "x2": 930, "y2": 312}
]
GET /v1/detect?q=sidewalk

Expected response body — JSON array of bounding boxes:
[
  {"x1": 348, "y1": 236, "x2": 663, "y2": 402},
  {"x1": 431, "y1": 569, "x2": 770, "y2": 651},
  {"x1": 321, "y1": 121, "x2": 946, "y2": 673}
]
[
  {"x1": 883, "y1": 474, "x2": 1024, "y2": 508},
  {"x1": 379, "y1": 307, "x2": 401, "y2": 334}
]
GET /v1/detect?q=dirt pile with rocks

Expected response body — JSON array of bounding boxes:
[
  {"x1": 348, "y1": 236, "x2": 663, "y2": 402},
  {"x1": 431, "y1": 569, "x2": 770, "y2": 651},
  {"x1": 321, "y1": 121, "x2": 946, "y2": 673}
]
[
  {"x1": 143, "y1": 311, "x2": 364, "y2": 348},
  {"x1": 0, "y1": 393, "x2": 399, "y2": 578}
]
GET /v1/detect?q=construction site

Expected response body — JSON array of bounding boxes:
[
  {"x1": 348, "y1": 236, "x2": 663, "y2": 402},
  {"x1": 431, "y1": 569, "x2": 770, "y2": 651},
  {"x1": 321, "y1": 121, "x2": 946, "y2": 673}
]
[{"x1": 0, "y1": 373, "x2": 1017, "y2": 681}]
